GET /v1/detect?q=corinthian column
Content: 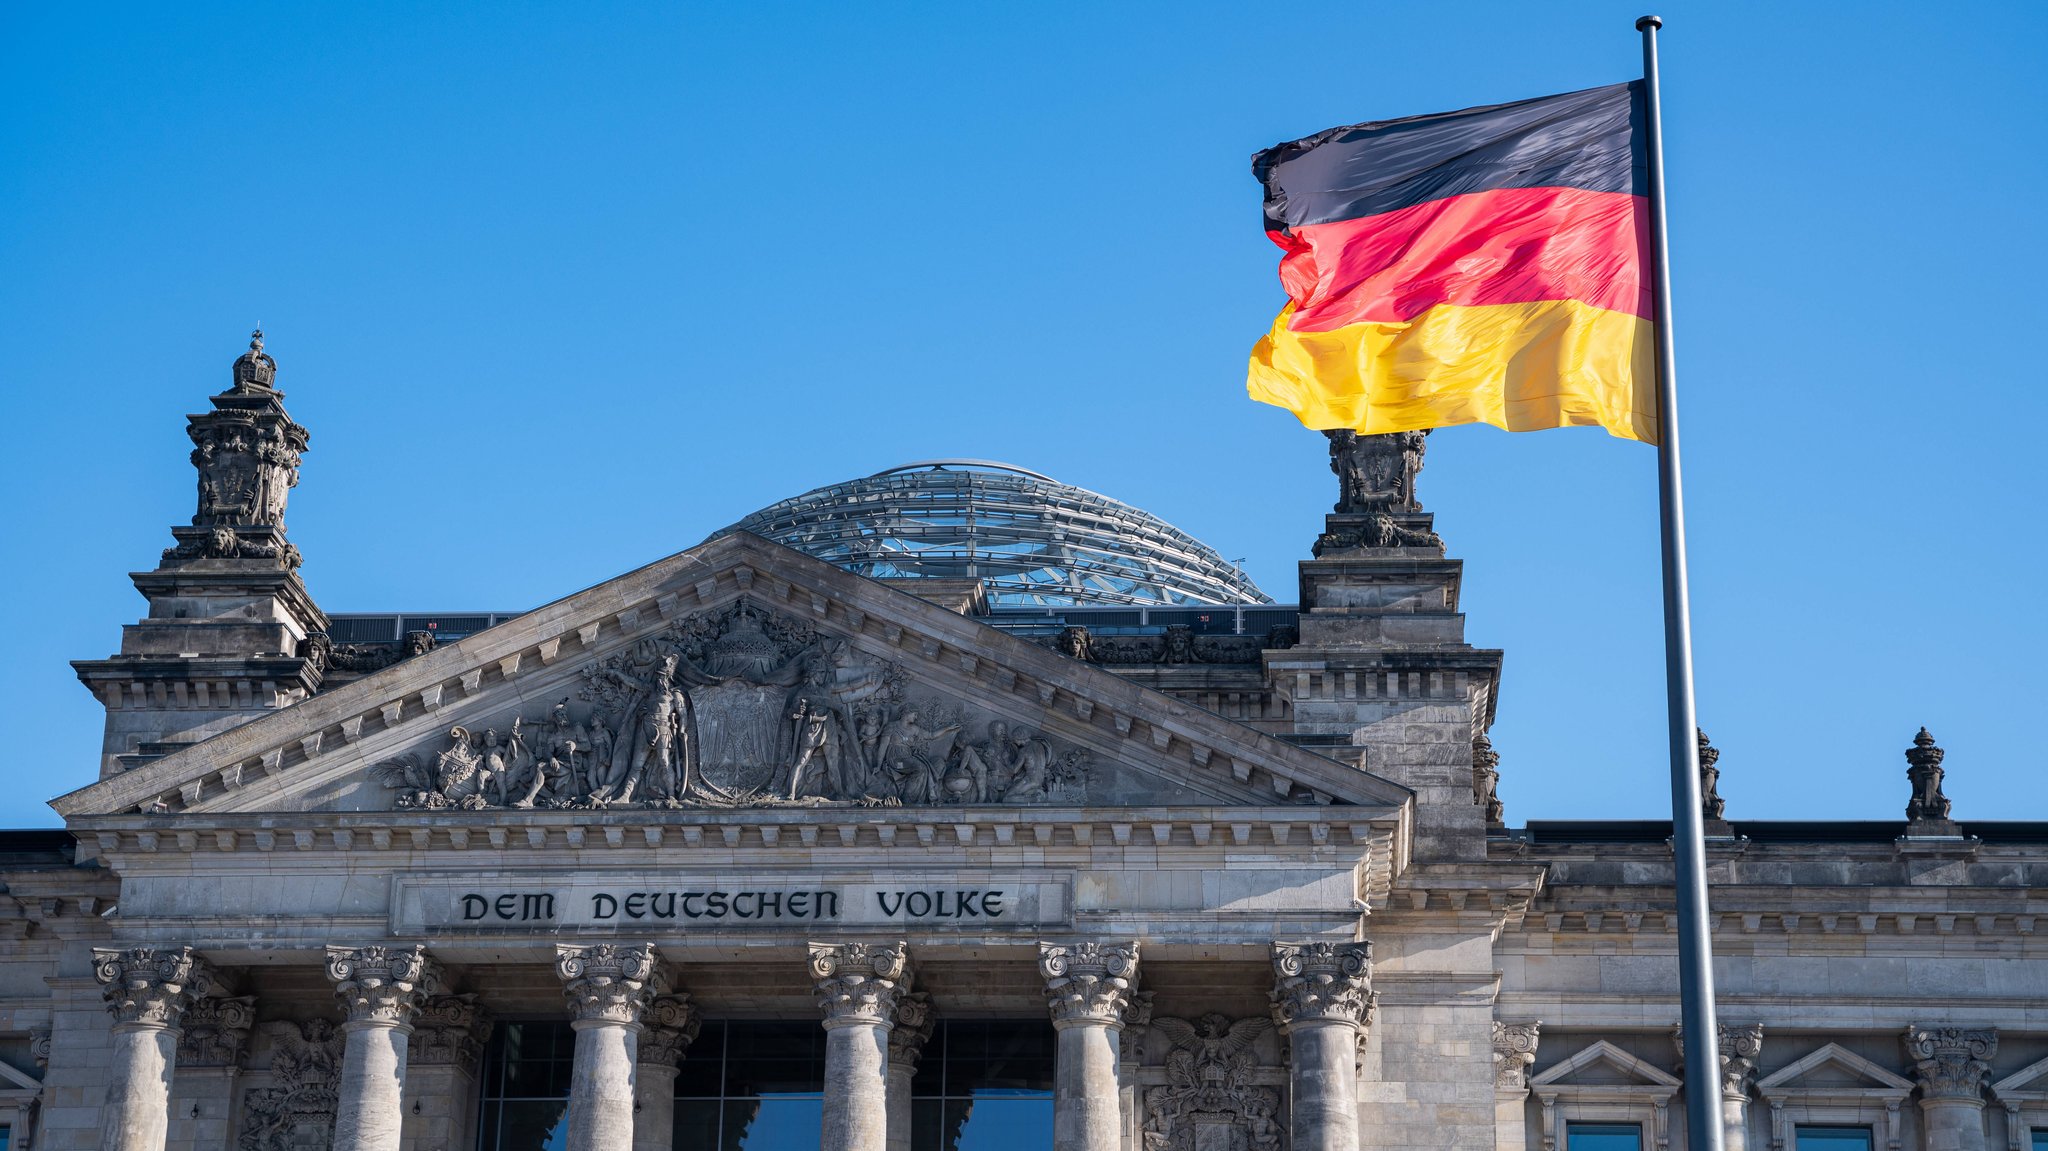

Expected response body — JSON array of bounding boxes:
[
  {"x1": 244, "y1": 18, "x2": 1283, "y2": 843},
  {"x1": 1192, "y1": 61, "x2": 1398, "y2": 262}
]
[
  {"x1": 886, "y1": 992, "x2": 934, "y2": 1151},
  {"x1": 1039, "y1": 941, "x2": 1141, "y2": 1151},
  {"x1": 558, "y1": 944, "x2": 663, "y2": 1151},
  {"x1": 1905, "y1": 1026, "x2": 1997, "y2": 1151},
  {"x1": 1272, "y1": 941, "x2": 1374, "y2": 1151},
  {"x1": 634, "y1": 994, "x2": 701, "y2": 1151},
  {"x1": 326, "y1": 945, "x2": 442, "y2": 1151},
  {"x1": 92, "y1": 946, "x2": 214, "y2": 1151},
  {"x1": 811, "y1": 943, "x2": 913, "y2": 1151},
  {"x1": 1676, "y1": 1024, "x2": 1764, "y2": 1151}
]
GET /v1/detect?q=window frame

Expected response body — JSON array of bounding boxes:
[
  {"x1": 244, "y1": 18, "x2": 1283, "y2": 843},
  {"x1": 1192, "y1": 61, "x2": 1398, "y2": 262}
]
[
  {"x1": 1528, "y1": 1040, "x2": 1681, "y2": 1151},
  {"x1": 1992, "y1": 1053, "x2": 2048, "y2": 1151}
]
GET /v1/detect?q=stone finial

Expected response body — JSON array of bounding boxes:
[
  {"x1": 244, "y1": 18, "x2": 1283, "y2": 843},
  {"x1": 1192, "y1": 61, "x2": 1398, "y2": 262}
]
[
  {"x1": 176, "y1": 995, "x2": 258, "y2": 1066},
  {"x1": 1493, "y1": 1021, "x2": 1542, "y2": 1090},
  {"x1": 1903, "y1": 1025, "x2": 1996, "y2": 1099},
  {"x1": 411, "y1": 994, "x2": 495, "y2": 1068},
  {"x1": 1327, "y1": 429, "x2": 1428, "y2": 513},
  {"x1": 640, "y1": 994, "x2": 702, "y2": 1068},
  {"x1": 1270, "y1": 941, "x2": 1375, "y2": 1031},
  {"x1": 1698, "y1": 729, "x2": 1726, "y2": 820},
  {"x1": 1905, "y1": 728, "x2": 1952, "y2": 823},
  {"x1": 1473, "y1": 734, "x2": 1504, "y2": 826},
  {"x1": 326, "y1": 945, "x2": 443, "y2": 1027},
  {"x1": 1039, "y1": 941, "x2": 1141, "y2": 1029},
  {"x1": 1675, "y1": 1023, "x2": 1764, "y2": 1099},
  {"x1": 230, "y1": 329, "x2": 278, "y2": 393},
  {"x1": 93, "y1": 947, "x2": 215, "y2": 1027},
  {"x1": 810, "y1": 942, "x2": 912, "y2": 1028},
  {"x1": 887, "y1": 992, "x2": 935, "y2": 1071},
  {"x1": 555, "y1": 943, "x2": 662, "y2": 1024}
]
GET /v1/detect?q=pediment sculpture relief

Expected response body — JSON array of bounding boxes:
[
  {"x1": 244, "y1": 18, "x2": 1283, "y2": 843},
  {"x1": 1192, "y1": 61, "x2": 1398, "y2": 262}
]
[{"x1": 370, "y1": 599, "x2": 1090, "y2": 810}]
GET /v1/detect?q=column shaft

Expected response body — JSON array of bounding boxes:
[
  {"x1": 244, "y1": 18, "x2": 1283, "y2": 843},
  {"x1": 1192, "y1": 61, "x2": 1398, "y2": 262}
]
[
  {"x1": 1052, "y1": 1020, "x2": 1123, "y2": 1151},
  {"x1": 557, "y1": 944, "x2": 664, "y2": 1151},
  {"x1": 569, "y1": 1019, "x2": 641, "y2": 1151},
  {"x1": 334, "y1": 1023, "x2": 411, "y2": 1150},
  {"x1": 93, "y1": 947, "x2": 214, "y2": 1151},
  {"x1": 633, "y1": 1063, "x2": 679, "y2": 1151},
  {"x1": 101, "y1": 1024, "x2": 178, "y2": 1151},
  {"x1": 1722, "y1": 1096, "x2": 1749, "y2": 1151},
  {"x1": 812, "y1": 943, "x2": 912, "y2": 1151},
  {"x1": 1290, "y1": 1020, "x2": 1362, "y2": 1151},
  {"x1": 824, "y1": 1022, "x2": 892, "y2": 1150}
]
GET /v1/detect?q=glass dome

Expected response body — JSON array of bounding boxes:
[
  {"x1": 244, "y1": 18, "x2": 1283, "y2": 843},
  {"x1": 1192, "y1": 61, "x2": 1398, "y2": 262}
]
[{"x1": 721, "y1": 460, "x2": 1270, "y2": 607}]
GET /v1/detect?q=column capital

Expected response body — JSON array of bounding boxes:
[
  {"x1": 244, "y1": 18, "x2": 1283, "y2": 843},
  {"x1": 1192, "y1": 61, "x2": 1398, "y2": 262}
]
[
  {"x1": 1903, "y1": 1025, "x2": 1997, "y2": 1100},
  {"x1": 811, "y1": 942, "x2": 912, "y2": 1028},
  {"x1": 1270, "y1": 941, "x2": 1374, "y2": 1031},
  {"x1": 1675, "y1": 1022, "x2": 1765, "y2": 1099},
  {"x1": 888, "y1": 991, "x2": 935, "y2": 1072},
  {"x1": 1039, "y1": 941, "x2": 1140, "y2": 1029},
  {"x1": 411, "y1": 993, "x2": 495, "y2": 1068},
  {"x1": 176, "y1": 994, "x2": 257, "y2": 1066},
  {"x1": 93, "y1": 946, "x2": 214, "y2": 1028},
  {"x1": 640, "y1": 993, "x2": 703, "y2": 1068},
  {"x1": 1493, "y1": 1020, "x2": 1542, "y2": 1091},
  {"x1": 326, "y1": 945, "x2": 444, "y2": 1028},
  {"x1": 556, "y1": 943, "x2": 662, "y2": 1025}
]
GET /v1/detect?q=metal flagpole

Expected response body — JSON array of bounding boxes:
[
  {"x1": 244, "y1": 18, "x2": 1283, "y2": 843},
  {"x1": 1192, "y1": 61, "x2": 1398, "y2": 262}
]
[{"x1": 1636, "y1": 15, "x2": 1726, "y2": 1151}]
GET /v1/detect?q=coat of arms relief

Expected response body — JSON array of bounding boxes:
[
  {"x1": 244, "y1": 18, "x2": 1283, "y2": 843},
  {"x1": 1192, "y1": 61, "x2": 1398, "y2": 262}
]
[{"x1": 370, "y1": 599, "x2": 1090, "y2": 810}]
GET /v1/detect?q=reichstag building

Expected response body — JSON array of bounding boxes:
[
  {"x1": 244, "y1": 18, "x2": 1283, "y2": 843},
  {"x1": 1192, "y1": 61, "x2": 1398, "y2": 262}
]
[{"x1": 3, "y1": 335, "x2": 2043, "y2": 1151}]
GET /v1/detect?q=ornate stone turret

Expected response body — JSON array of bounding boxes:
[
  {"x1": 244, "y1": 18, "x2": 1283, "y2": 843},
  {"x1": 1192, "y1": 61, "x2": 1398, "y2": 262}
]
[
  {"x1": 1903, "y1": 727, "x2": 1960, "y2": 835},
  {"x1": 1274, "y1": 431, "x2": 1502, "y2": 859},
  {"x1": 72, "y1": 332, "x2": 329, "y2": 780}
]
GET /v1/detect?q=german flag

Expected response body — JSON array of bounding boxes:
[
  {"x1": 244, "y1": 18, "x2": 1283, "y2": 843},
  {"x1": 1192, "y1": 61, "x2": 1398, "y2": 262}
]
[{"x1": 1248, "y1": 82, "x2": 1657, "y2": 443}]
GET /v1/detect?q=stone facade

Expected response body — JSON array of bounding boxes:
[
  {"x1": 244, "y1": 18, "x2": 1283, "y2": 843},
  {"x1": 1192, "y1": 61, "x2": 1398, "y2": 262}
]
[{"x1": 1, "y1": 338, "x2": 2043, "y2": 1151}]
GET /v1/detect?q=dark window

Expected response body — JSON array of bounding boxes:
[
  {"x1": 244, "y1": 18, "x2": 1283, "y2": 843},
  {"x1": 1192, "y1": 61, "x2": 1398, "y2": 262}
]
[
  {"x1": 673, "y1": 1021, "x2": 828, "y2": 1150},
  {"x1": 1567, "y1": 1123, "x2": 1644, "y2": 1151},
  {"x1": 1798, "y1": 1128, "x2": 1875, "y2": 1151},
  {"x1": 910, "y1": 1021, "x2": 1055, "y2": 1151},
  {"x1": 476, "y1": 1020, "x2": 574, "y2": 1151},
  {"x1": 2031, "y1": 1129, "x2": 2048, "y2": 1151}
]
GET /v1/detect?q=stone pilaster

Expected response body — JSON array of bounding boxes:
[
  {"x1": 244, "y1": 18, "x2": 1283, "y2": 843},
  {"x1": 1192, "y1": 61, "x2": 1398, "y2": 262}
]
[
  {"x1": 327, "y1": 946, "x2": 442, "y2": 1151},
  {"x1": 93, "y1": 947, "x2": 214, "y2": 1151},
  {"x1": 1273, "y1": 942, "x2": 1374, "y2": 1151},
  {"x1": 558, "y1": 944, "x2": 662, "y2": 1151},
  {"x1": 812, "y1": 943, "x2": 912, "y2": 1151},
  {"x1": 1493, "y1": 1021, "x2": 1541, "y2": 1151},
  {"x1": 1905, "y1": 1027, "x2": 1996, "y2": 1151},
  {"x1": 634, "y1": 994, "x2": 700, "y2": 1151},
  {"x1": 402, "y1": 994, "x2": 494, "y2": 1151},
  {"x1": 167, "y1": 995, "x2": 255, "y2": 1151},
  {"x1": 1040, "y1": 941, "x2": 1140, "y2": 1151},
  {"x1": 885, "y1": 992, "x2": 934, "y2": 1151},
  {"x1": 1676, "y1": 1024, "x2": 1764, "y2": 1151}
]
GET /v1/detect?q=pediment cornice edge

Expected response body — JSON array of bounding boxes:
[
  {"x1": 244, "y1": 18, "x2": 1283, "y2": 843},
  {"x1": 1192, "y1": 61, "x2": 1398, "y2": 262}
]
[{"x1": 57, "y1": 534, "x2": 1411, "y2": 818}]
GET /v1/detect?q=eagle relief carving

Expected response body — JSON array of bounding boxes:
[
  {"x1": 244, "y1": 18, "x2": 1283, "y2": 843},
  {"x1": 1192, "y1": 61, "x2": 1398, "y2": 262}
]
[
  {"x1": 239, "y1": 1019, "x2": 343, "y2": 1151},
  {"x1": 370, "y1": 599, "x2": 1090, "y2": 810},
  {"x1": 1142, "y1": 1013, "x2": 1282, "y2": 1151}
]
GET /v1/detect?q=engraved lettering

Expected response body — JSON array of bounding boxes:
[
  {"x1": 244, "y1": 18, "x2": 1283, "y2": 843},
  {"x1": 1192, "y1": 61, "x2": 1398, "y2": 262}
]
[
  {"x1": 983, "y1": 891, "x2": 1004, "y2": 917},
  {"x1": 523, "y1": 893, "x2": 554, "y2": 921},
  {"x1": 759, "y1": 891, "x2": 782, "y2": 918},
  {"x1": 956, "y1": 891, "x2": 981, "y2": 917},
  {"x1": 592, "y1": 893, "x2": 618, "y2": 920},
  {"x1": 817, "y1": 890, "x2": 840, "y2": 919},
  {"x1": 462, "y1": 894, "x2": 487, "y2": 921},
  {"x1": 624, "y1": 893, "x2": 647, "y2": 919},
  {"x1": 788, "y1": 891, "x2": 811, "y2": 918},
  {"x1": 682, "y1": 892, "x2": 705, "y2": 918},
  {"x1": 906, "y1": 891, "x2": 932, "y2": 917},
  {"x1": 706, "y1": 892, "x2": 729, "y2": 917},
  {"x1": 733, "y1": 892, "x2": 757, "y2": 919},
  {"x1": 877, "y1": 891, "x2": 904, "y2": 917},
  {"x1": 495, "y1": 894, "x2": 517, "y2": 920},
  {"x1": 650, "y1": 892, "x2": 676, "y2": 919}
]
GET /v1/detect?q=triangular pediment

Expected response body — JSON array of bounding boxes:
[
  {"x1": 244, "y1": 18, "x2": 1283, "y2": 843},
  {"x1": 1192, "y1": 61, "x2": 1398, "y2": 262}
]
[
  {"x1": 1991, "y1": 1054, "x2": 2048, "y2": 1102},
  {"x1": 1530, "y1": 1040, "x2": 1681, "y2": 1089},
  {"x1": 55, "y1": 533, "x2": 1412, "y2": 820},
  {"x1": 1757, "y1": 1044, "x2": 1915, "y2": 1094}
]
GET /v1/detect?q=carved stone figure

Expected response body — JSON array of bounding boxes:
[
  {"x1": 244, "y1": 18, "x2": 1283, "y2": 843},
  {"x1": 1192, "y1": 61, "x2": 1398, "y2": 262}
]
[
  {"x1": 1905, "y1": 727, "x2": 1951, "y2": 823},
  {"x1": 1142, "y1": 1013, "x2": 1280, "y2": 1151},
  {"x1": 240, "y1": 1019, "x2": 344, "y2": 1151},
  {"x1": 1698, "y1": 728, "x2": 1726, "y2": 820},
  {"x1": 368, "y1": 599, "x2": 1093, "y2": 810},
  {"x1": 1327, "y1": 428, "x2": 1429, "y2": 512},
  {"x1": 1473, "y1": 734, "x2": 1504, "y2": 826},
  {"x1": 1056, "y1": 625, "x2": 1094, "y2": 662}
]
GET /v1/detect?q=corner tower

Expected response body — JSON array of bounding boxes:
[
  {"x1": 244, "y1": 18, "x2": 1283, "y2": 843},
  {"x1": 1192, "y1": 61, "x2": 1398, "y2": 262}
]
[
  {"x1": 72, "y1": 331, "x2": 329, "y2": 777},
  {"x1": 1272, "y1": 431, "x2": 1504, "y2": 860}
]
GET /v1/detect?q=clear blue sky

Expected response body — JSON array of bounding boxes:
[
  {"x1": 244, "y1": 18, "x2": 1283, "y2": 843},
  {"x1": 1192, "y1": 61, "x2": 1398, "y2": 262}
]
[{"x1": 4, "y1": 1, "x2": 2043, "y2": 828}]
